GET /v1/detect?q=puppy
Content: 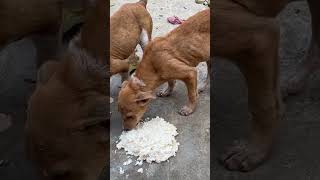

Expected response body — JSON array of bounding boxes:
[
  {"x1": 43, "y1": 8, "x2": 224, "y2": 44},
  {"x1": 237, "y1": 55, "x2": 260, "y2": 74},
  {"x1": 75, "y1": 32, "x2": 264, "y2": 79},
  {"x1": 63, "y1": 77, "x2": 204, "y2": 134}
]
[
  {"x1": 110, "y1": 0, "x2": 152, "y2": 76},
  {"x1": 213, "y1": 0, "x2": 320, "y2": 172},
  {"x1": 25, "y1": 0, "x2": 108, "y2": 179},
  {"x1": 118, "y1": 9, "x2": 210, "y2": 130}
]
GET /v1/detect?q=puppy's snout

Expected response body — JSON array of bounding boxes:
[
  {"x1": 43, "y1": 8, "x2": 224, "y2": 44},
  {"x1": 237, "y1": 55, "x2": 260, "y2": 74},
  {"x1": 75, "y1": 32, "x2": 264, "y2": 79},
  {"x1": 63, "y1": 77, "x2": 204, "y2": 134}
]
[{"x1": 122, "y1": 116, "x2": 138, "y2": 131}]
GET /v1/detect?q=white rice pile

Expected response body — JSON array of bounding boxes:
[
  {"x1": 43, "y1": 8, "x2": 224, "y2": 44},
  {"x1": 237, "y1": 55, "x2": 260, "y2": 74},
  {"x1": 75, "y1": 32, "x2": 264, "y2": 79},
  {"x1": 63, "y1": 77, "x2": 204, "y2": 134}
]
[{"x1": 116, "y1": 116, "x2": 179, "y2": 163}]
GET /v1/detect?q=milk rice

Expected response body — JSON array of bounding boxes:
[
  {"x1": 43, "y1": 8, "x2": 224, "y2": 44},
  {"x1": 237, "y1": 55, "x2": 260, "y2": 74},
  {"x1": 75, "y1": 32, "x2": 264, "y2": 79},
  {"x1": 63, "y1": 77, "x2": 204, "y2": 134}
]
[{"x1": 116, "y1": 116, "x2": 179, "y2": 163}]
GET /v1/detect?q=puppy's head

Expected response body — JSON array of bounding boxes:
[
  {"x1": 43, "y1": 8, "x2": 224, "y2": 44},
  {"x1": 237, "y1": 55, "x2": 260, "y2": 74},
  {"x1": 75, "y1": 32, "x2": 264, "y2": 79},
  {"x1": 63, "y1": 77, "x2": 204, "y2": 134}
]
[{"x1": 118, "y1": 76, "x2": 155, "y2": 130}]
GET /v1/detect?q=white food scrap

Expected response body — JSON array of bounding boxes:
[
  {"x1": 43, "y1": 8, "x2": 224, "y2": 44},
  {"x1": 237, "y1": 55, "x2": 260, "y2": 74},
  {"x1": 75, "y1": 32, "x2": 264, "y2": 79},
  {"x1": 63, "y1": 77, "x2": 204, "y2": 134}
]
[
  {"x1": 135, "y1": 160, "x2": 143, "y2": 166},
  {"x1": 119, "y1": 167, "x2": 124, "y2": 175},
  {"x1": 123, "y1": 158, "x2": 133, "y2": 166},
  {"x1": 137, "y1": 168, "x2": 143, "y2": 173},
  {"x1": 116, "y1": 116, "x2": 179, "y2": 163}
]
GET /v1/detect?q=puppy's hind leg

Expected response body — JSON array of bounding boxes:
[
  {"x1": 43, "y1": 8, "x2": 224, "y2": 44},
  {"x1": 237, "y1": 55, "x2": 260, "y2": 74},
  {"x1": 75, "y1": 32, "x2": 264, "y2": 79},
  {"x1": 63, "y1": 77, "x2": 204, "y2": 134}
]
[
  {"x1": 139, "y1": 29, "x2": 150, "y2": 51},
  {"x1": 157, "y1": 80, "x2": 176, "y2": 97},
  {"x1": 198, "y1": 61, "x2": 211, "y2": 93}
]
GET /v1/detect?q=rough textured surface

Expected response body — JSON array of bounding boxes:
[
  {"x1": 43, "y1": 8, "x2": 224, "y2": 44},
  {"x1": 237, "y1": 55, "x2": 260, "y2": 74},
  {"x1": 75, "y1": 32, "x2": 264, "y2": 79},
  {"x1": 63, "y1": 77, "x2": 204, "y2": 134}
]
[
  {"x1": 0, "y1": 39, "x2": 39, "y2": 180},
  {"x1": 110, "y1": 0, "x2": 210, "y2": 179},
  {"x1": 212, "y1": 1, "x2": 320, "y2": 179}
]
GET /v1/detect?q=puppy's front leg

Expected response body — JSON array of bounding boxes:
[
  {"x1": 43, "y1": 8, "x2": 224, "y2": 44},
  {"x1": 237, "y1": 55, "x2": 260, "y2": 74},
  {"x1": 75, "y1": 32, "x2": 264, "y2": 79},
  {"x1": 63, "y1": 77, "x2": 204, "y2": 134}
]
[{"x1": 157, "y1": 80, "x2": 176, "y2": 97}]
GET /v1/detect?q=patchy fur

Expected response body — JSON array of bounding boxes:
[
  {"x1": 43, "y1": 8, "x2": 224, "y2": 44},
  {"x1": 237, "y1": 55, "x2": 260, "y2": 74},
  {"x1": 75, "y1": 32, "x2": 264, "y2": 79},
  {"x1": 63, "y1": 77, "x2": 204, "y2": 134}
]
[
  {"x1": 110, "y1": 0, "x2": 152, "y2": 75},
  {"x1": 118, "y1": 9, "x2": 210, "y2": 130}
]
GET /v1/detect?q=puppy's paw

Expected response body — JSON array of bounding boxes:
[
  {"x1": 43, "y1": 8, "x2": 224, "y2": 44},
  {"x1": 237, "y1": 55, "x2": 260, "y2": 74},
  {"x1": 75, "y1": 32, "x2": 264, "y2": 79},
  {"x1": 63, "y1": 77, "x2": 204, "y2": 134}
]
[
  {"x1": 219, "y1": 140, "x2": 269, "y2": 172},
  {"x1": 178, "y1": 106, "x2": 194, "y2": 116},
  {"x1": 156, "y1": 88, "x2": 172, "y2": 97}
]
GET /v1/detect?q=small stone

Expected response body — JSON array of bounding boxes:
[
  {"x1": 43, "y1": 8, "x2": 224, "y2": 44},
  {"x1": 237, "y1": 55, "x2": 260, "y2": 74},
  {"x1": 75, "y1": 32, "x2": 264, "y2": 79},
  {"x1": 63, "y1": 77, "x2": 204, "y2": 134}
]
[
  {"x1": 137, "y1": 168, "x2": 143, "y2": 173},
  {"x1": 135, "y1": 160, "x2": 143, "y2": 166},
  {"x1": 123, "y1": 158, "x2": 132, "y2": 166},
  {"x1": 119, "y1": 167, "x2": 124, "y2": 174}
]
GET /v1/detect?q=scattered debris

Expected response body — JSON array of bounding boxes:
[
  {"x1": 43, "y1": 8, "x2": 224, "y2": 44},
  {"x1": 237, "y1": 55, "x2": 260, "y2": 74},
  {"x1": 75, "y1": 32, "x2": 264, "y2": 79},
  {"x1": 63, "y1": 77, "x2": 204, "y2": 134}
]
[
  {"x1": 195, "y1": 0, "x2": 205, "y2": 4},
  {"x1": 195, "y1": 0, "x2": 210, "y2": 7},
  {"x1": 167, "y1": 16, "x2": 185, "y2": 25},
  {"x1": 137, "y1": 168, "x2": 143, "y2": 173},
  {"x1": 119, "y1": 167, "x2": 124, "y2": 175},
  {"x1": 123, "y1": 158, "x2": 133, "y2": 166},
  {"x1": 135, "y1": 160, "x2": 143, "y2": 166}
]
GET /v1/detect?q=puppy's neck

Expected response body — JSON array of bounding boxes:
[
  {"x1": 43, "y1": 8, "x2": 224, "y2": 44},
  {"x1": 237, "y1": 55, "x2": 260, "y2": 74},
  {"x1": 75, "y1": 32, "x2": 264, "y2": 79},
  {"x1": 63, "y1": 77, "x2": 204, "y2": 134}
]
[{"x1": 134, "y1": 58, "x2": 163, "y2": 92}]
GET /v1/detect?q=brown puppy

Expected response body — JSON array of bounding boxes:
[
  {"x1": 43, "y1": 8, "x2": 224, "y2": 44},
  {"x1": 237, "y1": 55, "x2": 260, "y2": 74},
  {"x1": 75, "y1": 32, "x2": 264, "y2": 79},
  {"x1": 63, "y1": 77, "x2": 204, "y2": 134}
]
[
  {"x1": 118, "y1": 9, "x2": 210, "y2": 130},
  {"x1": 25, "y1": 0, "x2": 108, "y2": 179},
  {"x1": 110, "y1": 0, "x2": 152, "y2": 76},
  {"x1": 213, "y1": 0, "x2": 320, "y2": 172}
]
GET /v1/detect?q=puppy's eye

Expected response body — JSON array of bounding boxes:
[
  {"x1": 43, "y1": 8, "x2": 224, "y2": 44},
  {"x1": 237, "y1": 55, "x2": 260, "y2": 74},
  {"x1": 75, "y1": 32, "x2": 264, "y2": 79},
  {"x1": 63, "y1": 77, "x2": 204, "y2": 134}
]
[
  {"x1": 138, "y1": 99, "x2": 148, "y2": 104},
  {"x1": 126, "y1": 116, "x2": 134, "y2": 121}
]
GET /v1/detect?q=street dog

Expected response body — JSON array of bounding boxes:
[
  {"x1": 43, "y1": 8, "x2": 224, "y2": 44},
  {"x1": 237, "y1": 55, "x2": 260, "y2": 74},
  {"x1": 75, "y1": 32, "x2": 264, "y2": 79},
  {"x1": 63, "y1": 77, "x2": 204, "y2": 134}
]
[
  {"x1": 118, "y1": 9, "x2": 210, "y2": 130},
  {"x1": 110, "y1": 0, "x2": 152, "y2": 77}
]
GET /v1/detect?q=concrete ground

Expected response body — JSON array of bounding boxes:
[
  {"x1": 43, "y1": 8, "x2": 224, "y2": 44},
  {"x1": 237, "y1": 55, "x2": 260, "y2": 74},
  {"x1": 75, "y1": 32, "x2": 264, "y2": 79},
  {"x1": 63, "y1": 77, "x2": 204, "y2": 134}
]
[
  {"x1": 109, "y1": 0, "x2": 210, "y2": 180},
  {"x1": 213, "y1": 1, "x2": 320, "y2": 179}
]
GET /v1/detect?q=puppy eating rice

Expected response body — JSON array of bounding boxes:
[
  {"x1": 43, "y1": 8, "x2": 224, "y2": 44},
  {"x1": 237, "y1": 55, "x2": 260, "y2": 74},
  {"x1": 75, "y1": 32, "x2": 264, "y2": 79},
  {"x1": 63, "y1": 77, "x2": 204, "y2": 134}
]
[{"x1": 116, "y1": 116, "x2": 179, "y2": 164}]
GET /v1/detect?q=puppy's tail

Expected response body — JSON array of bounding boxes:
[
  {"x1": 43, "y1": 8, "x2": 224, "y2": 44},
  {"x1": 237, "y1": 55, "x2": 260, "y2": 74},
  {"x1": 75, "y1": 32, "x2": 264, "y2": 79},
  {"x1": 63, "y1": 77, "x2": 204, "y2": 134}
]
[{"x1": 138, "y1": 0, "x2": 148, "y2": 7}]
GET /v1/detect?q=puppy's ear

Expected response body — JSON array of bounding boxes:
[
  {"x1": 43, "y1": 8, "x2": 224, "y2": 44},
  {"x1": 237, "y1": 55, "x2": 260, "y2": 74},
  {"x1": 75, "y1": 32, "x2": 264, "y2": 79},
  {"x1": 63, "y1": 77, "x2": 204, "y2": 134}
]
[
  {"x1": 121, "y1": 80, "x2": 129, "y2": 88},
  {"x1": 129, "y1": 76, "x2": 146, "y2": 90},
  {"x1": 135, "y1": 91, "x2": 156, "y2": 106}
]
